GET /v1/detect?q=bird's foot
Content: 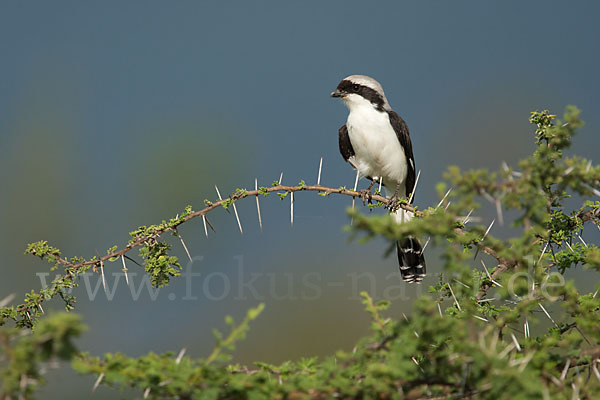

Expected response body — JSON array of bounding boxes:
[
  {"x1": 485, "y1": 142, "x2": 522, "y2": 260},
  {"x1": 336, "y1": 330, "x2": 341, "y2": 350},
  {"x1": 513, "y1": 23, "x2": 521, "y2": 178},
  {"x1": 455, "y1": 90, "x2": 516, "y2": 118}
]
[
  {"x1": 385, "y1": 194, "x2": 403, "y2": 213},
  {"x1": 359, "y1": 188, "x2": 373, "y2": 205}
]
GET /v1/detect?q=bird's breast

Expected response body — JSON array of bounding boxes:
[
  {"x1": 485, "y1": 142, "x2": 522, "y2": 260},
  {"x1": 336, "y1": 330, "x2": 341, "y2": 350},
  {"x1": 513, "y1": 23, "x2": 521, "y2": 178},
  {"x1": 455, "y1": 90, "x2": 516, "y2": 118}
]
[{"x1": 346, "y1": 107, "x2": 408, "y2": 188}]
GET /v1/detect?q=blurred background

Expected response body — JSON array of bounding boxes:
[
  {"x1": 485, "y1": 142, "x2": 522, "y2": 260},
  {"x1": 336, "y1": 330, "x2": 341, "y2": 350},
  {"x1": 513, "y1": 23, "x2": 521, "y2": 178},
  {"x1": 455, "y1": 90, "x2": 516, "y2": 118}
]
[{"x1": 1, "y1": 1, "x2": 599, "y2": 397}]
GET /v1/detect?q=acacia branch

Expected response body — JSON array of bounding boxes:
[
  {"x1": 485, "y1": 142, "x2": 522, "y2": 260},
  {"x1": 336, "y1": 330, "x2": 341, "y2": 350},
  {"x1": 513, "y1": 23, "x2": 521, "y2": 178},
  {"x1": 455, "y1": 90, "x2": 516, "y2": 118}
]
[{"x1": 52, "y1": 184, "x2": 407, "y2": 271}]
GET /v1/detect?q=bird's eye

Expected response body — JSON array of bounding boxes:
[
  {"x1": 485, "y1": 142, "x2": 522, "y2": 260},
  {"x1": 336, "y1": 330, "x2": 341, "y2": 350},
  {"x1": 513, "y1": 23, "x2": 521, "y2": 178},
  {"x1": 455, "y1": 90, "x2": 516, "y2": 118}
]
[{"x1": 352, "y1": 84, "x2": 360, "y2": 92}]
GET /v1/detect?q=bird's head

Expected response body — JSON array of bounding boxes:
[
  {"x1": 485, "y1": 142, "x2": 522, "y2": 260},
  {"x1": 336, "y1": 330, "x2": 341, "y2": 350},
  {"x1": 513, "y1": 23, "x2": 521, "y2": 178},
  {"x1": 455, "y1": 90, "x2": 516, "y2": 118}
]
[{"x1": 330, "y1": 75, "x2": 391, "y2": 112}]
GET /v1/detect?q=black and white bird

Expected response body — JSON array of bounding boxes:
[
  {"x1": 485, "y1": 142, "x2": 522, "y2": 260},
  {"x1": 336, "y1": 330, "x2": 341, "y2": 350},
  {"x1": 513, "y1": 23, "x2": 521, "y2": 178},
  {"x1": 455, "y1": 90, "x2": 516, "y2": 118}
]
[{"x1": 331, "y1": 75, "x2": 426, "y2": 283}]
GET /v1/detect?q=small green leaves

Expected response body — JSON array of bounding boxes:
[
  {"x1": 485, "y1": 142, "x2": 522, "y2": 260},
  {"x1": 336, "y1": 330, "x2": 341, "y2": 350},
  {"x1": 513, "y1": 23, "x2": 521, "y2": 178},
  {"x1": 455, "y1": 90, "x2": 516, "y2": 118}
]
[
  {"x1": 25, "y1": 241, "x2": 61, "y2": 263},
  {"x1": 360, "y1": 292, "x2": 390, "y2": 334},
  {"x1": 139, "y1": 241, "x2": 181, "y2": 287},
  {"x1": 206, "y1": 303, "x2": 265, "y2": 363},
  {"x1": 1, "y1": 313, "x2": 85, "y2": 398}
]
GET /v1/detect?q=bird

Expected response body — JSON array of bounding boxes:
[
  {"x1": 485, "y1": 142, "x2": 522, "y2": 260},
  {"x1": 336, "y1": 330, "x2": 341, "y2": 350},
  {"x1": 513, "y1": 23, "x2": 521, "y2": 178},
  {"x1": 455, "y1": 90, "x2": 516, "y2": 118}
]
[{"x1": 331, "y1": 75, "x2": 426, "y2": 283}]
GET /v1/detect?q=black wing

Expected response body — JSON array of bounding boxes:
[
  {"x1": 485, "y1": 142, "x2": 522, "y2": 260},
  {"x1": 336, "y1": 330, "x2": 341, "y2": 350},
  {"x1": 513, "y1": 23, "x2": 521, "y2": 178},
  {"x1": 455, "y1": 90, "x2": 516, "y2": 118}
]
[
  {"x1": 387, "y1": 111, "x2": 416, "y2": 203},
  {"x1": 338, "y1": 124, "x2": 355, "y2": 162}
]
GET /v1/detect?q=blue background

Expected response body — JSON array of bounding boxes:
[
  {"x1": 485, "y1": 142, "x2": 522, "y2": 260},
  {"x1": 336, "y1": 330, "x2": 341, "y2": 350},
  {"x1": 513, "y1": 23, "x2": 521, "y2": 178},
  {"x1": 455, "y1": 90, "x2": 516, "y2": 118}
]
[{"x1": 1, "y1": 1, "x2": 599, "y2": 397}]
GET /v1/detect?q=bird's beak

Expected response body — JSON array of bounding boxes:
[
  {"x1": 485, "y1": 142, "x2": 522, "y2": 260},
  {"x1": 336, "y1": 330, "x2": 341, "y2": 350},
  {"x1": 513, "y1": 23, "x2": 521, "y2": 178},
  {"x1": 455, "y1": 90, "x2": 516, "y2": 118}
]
[{"x1": 330, "y1": 89, "x2": 343, "y2": 98}]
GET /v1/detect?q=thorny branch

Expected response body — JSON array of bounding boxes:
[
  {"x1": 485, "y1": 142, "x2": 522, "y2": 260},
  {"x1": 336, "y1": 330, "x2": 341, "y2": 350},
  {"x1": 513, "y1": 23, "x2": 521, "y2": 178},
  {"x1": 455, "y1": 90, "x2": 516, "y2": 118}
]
[
  {"x1": 45, "y1": 184, "x2": 399, "y2": 271},
  {"x1": 18, "y1": 179, "x2": 600, "y2": 316}
]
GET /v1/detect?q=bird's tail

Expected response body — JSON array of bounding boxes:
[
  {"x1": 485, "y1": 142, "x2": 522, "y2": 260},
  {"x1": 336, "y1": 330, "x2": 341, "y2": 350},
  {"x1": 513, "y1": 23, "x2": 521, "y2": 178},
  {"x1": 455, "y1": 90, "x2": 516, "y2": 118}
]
[{"x1": 392, "y1": 209, "x2": 426, "y2": 283}]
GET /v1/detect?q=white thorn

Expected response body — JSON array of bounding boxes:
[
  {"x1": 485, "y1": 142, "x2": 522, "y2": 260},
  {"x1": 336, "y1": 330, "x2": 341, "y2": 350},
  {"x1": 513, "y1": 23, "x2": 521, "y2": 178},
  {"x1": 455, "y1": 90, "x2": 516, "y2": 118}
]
[
  {"x1": 421, "y1": 237, "x2": 431, "y2": 253},
  {"x1": 481, "y1": 190, "x2": 495, "y2": 204},
  {"x1": 571, "y1": 383, "x2": 579, "y2": 399},
  {"x1": 232, "y1": 201, "x2": 243, "y2": 234},
  {"x1": 549, "y1": 375, "x2": 562, "y2": 387},
  {"x1": 317, "y1": 157, "x2": 323, "y2": 185},
  {"x1": 481, "y1": 260, "x2": 503, "y2": 287},
  {"x1": 444, "y1": 201, "x2": 452, "y2": 211},
  {"x1": 447, "y1": 283, "x2": 461, "y2": 311},
  {"x1": 524, "y1": 318, "x2": 530, "y2": 339},
  {"x1": 121, "y1": 255, "x2": 129, "y2": 286},
  {"x1": 351, "y1": 169, "x2": 360, "y2": 225},
  {"x1": 202, "y1": 215, "x2": 208, "y2": 238},
  {"x1": 352, "y1": 169, "x2": 360, "y2": 191},
  {"x1": 408, "y1": 170, "x2": 421, "y2": 204},
  {"x1": 482, "y1": 219, "x2": 495, "y2": 241},
  {"x1": 499, "y1": 342, "x2": 515, "y2": 358},
  {"x1": 215, "y1": 185, "x2": 223, "y2": 201},
  {"x1": 592, "y1": 361, "x2": 600, "y2": 383},
  {"x1": 175, "y1": 348, "x2": 186, "y2": 364},
  {"x1": 436, "y1": 188, "x2": 452, "y2": 209},
  {"x1": 462, "y1": 209, "x2": 474, "y2": 225},
  {"x1": 511, "y1": 333, "x2": 521, "y2": 352},
  {"x1": 92, "y1": 373, "x2": 104, "y2": 392},
  {"x1": 517, "y1": 352, "x2": 534, "y2": 372},
  {"x1": 378, "y1": 176, "x2": 383, "y2": 193},
  {"x1": 454, "y1": 279, "x2": 470, "y2": 289},
  {"x1": 585, "y1": 160, "x2": 592, "y2": 173},
  {"x1": 477, "y1": 298, "x2": 496, "y2": 303},
  {"x1": 437, "y1": 303, "x2": 443, "y2": 317},
  {"x1": 279, "y1": 172, "x2": 283, "y2": 186},
  {"x1": 0, "y1": 293, "x2": 16, "y2": 308},
  {"x1": 38, "y1": 303, "x2": 44, "y2": 314},
  {"x1": 144, "y1": 387, "x2": 150, "y2": 399},
  {"x1": 538, "y1": 303, "x2": 558, "y2": 327},
  {"x1": 564, "y1": 241, "x2": 574, "y2": 253},
  {"x1": 537, "y1": 242, "x2": 549, "y2": 265},
  {"x1": 576, "y1": 233, "x2": 588, "y2": 248},
  {"x1": 255, "y1": 179, "x2": 262, "y2": 231},
  {"x1": 473, "y1": 315, "x2": 488, "y2": 322},
  {"x1": 100, "y1": 260, "x2": 107, "y2": 293},
  {"x1": 560, "y1": 360, "x2": 570, "y2": 381},
  {"x1": 177, "y1": 232, "x2": 193, "y2": 263},
  {"x1": 495, "y1": 198, "x2": 504, "y2": 226},
  {"x1": 290, "y1": 191, "x2": 294, "y2": 227}
]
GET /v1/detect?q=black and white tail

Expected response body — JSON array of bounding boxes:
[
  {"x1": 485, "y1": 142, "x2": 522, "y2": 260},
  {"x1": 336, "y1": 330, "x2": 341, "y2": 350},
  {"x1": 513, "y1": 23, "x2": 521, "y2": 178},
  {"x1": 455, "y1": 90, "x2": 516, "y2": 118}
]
[
  {"x1": 397, "y1": 237, "x2": 426, "y2": 283},
  {"x1": 393, "y1": 209, "x2": 426, "y2": 283}
]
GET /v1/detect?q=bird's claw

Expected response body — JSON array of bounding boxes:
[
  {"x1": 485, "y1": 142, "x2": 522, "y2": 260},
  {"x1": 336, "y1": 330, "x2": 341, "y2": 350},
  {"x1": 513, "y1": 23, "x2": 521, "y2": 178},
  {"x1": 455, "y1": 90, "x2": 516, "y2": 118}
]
[
  {"x1": 385, "y1": 195, "x2": 402, "y2": 212},
  {"x1": 359, "y1": 189, "x2": 373, "y2": 205}
]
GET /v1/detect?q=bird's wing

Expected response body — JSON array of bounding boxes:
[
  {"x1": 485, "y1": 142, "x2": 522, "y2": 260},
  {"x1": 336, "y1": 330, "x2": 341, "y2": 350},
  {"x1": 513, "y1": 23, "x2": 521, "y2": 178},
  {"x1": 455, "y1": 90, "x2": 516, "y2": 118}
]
[
  {"x1": 387, "y1": 111, "x2": 416, "y2": 203},
  {"x1": 338, "y1": 124, "x2": 356, "y2": 163}
]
